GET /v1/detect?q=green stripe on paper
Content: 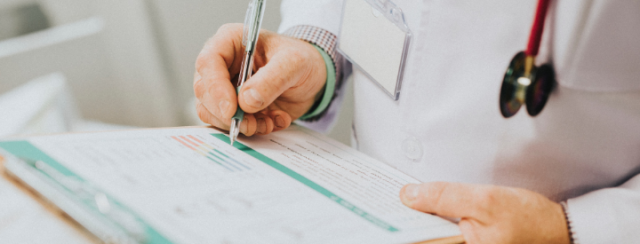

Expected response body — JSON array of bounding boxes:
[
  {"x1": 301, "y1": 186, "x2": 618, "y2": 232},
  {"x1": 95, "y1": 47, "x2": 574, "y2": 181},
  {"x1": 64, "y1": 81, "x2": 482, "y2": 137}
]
[
  {"x1": 206, "y1": 155, "x2": 233, "y2": 171},
  {"x1": 0, "y1": 141, "x2": 75, "y2": 176},
  {"x1": 0, "y1": 141, "x2": 174, "y2": 244},
  {"x1": 211, "y1": 134, "x2": 399, "y2": 232}
]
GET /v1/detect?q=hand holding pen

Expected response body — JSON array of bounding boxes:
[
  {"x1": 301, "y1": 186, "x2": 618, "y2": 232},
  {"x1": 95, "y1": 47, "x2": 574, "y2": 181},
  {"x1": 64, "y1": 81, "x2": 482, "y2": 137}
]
[
  {"x1": 229, "y1": 0, "x2": 267, "y2": 145},
  {"x1": 193, "y1": 0, "x2": 328, "y2": 140}
]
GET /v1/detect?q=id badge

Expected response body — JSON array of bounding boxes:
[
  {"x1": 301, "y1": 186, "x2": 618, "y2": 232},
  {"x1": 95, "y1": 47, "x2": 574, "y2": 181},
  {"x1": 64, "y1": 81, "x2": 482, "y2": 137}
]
[{"x1": 338, "y1": 0, "x2": 412, "y2": 100}]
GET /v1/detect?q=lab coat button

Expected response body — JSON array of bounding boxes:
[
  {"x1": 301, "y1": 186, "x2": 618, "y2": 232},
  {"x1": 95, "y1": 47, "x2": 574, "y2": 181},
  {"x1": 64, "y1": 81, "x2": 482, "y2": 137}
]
[{"x1": 402, "y1": 136, "x2": 423, "y2": 161}]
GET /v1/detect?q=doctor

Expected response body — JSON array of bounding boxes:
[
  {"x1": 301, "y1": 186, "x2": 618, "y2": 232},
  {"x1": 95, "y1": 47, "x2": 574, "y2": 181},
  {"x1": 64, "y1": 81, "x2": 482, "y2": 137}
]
[{"x1": 193, "y1": 0, "x2": 640, "y2": 243}]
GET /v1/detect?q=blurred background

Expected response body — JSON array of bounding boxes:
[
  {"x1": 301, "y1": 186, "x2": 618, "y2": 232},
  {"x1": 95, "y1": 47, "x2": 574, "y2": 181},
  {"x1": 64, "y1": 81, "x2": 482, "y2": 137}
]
[{"x1": 0, "y1": 0, "x2": 354, "y2": 145}]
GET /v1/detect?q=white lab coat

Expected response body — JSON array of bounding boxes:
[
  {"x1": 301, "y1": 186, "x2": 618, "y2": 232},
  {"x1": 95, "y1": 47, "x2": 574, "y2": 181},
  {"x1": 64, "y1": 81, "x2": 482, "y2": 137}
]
[{"x1": 280, "y1": 0, "x2": 640, "y2": 243}]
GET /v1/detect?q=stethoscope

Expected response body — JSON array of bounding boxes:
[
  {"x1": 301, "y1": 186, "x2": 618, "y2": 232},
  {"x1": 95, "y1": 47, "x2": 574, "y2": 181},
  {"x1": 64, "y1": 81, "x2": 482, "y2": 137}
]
[{"x1": 499, "y1": 0, "x2": 555, "y2": 118}]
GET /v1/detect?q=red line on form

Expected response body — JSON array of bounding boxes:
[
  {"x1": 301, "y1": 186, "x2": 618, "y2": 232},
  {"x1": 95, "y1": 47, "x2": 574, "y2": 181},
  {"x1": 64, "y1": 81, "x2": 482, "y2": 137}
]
[
  {"x1": 180, "y1": 136, "x2": 200, "y2": 147},
  {"x1": 188, "y1": 135, "x2": 205, "y2": 144},
  {"x1": 172, "y1": 136, "x2": 196, "y2": 150}
]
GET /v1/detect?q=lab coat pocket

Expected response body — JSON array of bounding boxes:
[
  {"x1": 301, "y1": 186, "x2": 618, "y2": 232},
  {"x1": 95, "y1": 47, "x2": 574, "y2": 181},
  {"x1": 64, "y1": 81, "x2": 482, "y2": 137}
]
[{"x1": 551, "y1": 0, "x2": 640, "y2": 92}]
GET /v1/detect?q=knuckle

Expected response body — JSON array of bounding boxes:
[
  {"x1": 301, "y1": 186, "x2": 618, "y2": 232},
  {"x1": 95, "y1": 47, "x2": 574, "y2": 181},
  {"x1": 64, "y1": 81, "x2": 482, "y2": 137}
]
[
  {"x1": 474, "y1": 187, "x2": 499, "y2": 216},
  {"x1": 423, "y1": 182, "x2": 447, "y2": 209},
  {"x1": 477, "y1": 190, "x2": 495, "y2": 207},
  {"x1": 215, "y1": 23, "x2": 243, "y2": 40},
  {"x1": 193, "y1": 72, "x2": 203, "y2": 87},
  {"x1": 193, "y1": 82, "x2": 205, "y2": 99},
  {"x1": 196, "y1": 40, "x2": 217, "y2": 72},
  {"x1": 216, "y1": 23, "x2": 236, "y2": 34},
  {"x1": 193, "y1": 72, "x2": 201, "y2": 85},
  {"x1": 196, "y1": 103, "x2": 214, "y2": 124},
  {"x1": 195, "y1": 54, "x2": 210, "y2": 73}
]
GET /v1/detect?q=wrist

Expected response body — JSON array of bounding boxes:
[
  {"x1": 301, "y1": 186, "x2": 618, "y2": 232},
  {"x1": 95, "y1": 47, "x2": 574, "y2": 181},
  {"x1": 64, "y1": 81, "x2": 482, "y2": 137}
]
[
  {"x1": 298, "y1": 44, "x2": 336, "y2": 120},
  {"x1": 547, "y1": 201, "x2": 573, "y2": 244},
  {"x1": 282, "y1": 25, "x2": 342, "y2": 121}
]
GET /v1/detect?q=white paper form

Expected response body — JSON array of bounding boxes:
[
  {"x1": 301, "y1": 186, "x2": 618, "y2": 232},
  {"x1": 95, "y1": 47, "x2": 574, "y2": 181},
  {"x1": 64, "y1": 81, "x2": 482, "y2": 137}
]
[{"x1": 6, "y1": 125, "x2": 460, "y2": 244}]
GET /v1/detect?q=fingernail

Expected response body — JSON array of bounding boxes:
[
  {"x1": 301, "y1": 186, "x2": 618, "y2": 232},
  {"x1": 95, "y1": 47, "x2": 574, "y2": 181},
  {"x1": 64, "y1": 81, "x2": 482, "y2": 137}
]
[
  {"x1": 275, "y1": 116, "x2": 285, "y2": 128},
  {"x1": 257, "y1": 118, "x2": 266, "y2": 134},
  {"x1": 243, "y1": 89, "x2": 264, "y2": 107},
  {"x1": 402, "y1": 184, "x2": 420, "y2": 205},
  {"x1": 219, "y1": 100, "x2": 230, "y2": 118}
]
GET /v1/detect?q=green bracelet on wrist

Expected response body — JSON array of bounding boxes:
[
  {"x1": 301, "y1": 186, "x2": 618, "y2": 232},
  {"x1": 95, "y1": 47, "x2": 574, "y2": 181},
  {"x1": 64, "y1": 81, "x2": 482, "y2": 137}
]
[{"x1": 298, "y1": 44, "x2": 337, "y2": 120}]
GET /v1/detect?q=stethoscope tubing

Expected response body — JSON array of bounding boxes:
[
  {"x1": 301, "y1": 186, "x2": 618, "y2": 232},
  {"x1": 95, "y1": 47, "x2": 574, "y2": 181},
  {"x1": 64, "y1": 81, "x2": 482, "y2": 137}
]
[{"x1": 526, "y1": 0, "x2": 552, "y2": 57}]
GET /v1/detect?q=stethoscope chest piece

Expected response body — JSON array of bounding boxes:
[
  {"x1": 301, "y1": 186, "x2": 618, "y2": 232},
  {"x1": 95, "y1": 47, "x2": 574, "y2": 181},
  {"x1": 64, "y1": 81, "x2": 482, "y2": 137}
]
[
  {"x1": 525, "y1": 63, "x2": 554, "y2": 116},
  {"x1": 499, "y1": 51, "x2": 555, "y2": 118},
  {"x1": 499, "y1": 0, "x2": 555, "y2": 119}
]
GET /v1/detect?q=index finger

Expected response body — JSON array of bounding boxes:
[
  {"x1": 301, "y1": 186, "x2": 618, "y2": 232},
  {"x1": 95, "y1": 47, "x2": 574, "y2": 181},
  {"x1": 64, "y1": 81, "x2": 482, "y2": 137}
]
[{"x1": 195, "y1": 23, "x2": 245, "y2": 120}]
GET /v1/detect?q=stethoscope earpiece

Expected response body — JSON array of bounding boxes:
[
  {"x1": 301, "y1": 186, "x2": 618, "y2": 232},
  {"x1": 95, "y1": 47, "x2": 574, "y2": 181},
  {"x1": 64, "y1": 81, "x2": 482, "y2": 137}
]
[{"x1": 499, "y1": 52, "x2": 555, "y2": 118}]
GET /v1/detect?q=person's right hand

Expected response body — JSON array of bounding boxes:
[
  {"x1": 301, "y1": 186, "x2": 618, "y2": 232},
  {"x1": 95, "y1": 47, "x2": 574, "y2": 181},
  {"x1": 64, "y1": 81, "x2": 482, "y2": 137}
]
[{"x1": 194, "y1": 23, "x2": 328, "y2": 136}]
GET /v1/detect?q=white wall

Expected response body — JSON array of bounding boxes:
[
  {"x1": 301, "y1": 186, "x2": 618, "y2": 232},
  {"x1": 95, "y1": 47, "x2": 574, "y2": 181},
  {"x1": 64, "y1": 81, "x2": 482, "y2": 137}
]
[
  {"x1": 0, "y1": 0, "x2": 354, "y2": 145},
  {"x1": 0, "y1": 0, "x2": 179, "y2": 127},
  {"x1": 147, "y1": 0, "x2": 284, "y2": 121}
]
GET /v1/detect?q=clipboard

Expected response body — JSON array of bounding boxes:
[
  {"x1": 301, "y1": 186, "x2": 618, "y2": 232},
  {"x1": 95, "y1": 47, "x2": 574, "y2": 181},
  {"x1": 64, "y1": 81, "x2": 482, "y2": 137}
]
[
  {"x1": 0, "y1": 154, "x2": 168, "y2": 244},
  {"x1": 0, "y1": 155, "x2": 98, "y2": 243},
  {"x1": 0, "y1": 126, "x2": 465, "y2": 244}
]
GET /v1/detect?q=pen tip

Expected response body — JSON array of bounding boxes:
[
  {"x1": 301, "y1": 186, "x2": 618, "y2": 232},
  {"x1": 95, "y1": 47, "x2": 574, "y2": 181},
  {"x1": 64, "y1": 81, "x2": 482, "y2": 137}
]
[{"x1": 229, "y1": 138, "x2": 235, "y2": 146}]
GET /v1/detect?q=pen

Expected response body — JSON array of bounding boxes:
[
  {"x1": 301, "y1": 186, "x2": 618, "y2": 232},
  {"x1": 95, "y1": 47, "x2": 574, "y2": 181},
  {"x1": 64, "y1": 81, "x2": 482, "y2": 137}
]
[{"x1": 230, "y1": 0, "x2": 267, "y2": 146}]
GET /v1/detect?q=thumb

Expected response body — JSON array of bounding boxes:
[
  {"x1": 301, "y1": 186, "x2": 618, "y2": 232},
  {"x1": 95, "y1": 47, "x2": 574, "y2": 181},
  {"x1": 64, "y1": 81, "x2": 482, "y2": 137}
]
[
  {"x1": 400, "y1": 182, "x2": 485, "y2": 219},
  {"x1": 238, "y1": 52, "x2": 300, "y2": 113}
]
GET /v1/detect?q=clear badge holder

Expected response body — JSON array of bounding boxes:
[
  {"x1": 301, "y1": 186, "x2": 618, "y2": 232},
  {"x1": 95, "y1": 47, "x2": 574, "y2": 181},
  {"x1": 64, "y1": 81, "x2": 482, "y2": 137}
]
[{"x1": 337, "y1": 0, "x2": 412, "y2": 100}]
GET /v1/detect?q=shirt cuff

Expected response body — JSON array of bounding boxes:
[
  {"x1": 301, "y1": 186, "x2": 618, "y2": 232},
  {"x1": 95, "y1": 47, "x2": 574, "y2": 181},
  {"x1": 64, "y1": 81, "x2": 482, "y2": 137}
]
[
  {"x1": 565, "y1": 188, "x2": 640, "y2": 243},
  {"x1": 560, "y1": 201, "x2": 577, "y2": 244}
]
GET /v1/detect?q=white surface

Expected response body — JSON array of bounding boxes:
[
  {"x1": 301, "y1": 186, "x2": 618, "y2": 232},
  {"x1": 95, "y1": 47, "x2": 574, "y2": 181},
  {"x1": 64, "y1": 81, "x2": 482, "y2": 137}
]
[
  {"x1": 282, "y1": 0, "x2": 640, "y2": 243},
  {"x1": 0, "y1": 178, "x2": 92, "y2": 244},
  {"x1": 0, "y1": 73, "x2": 78, "y2": 138},
  {"x1": 0, "y1": 73, "x2": 137, "y2": 139},
  {"x1": 9, "y1": 125, "x2": 460, "y2": 243}
]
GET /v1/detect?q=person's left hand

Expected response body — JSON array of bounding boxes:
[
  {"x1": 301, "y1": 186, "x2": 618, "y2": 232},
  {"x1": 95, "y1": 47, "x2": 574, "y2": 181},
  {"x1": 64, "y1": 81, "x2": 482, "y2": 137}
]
[{"x1": 399, "y1": 182, "x2": 571, "y2": 244}]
